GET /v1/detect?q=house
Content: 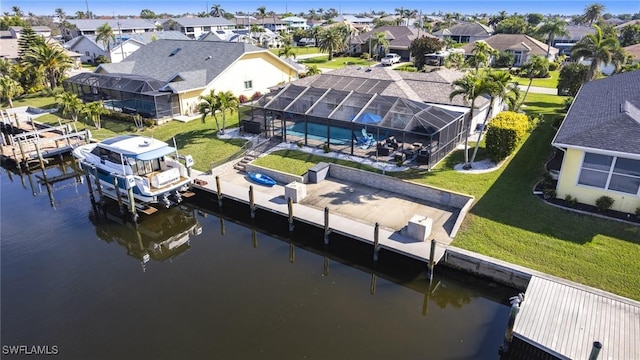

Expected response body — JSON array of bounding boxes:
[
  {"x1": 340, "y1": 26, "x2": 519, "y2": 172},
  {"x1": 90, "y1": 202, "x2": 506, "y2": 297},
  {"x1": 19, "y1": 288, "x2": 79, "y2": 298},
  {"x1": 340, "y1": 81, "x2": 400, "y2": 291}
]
[
  {"x1": 163, "y1": 17, "x2": 235, "y2": 39},
  {"x1": 248, "y1": 66, "x2": 498, "y2": 169},
  {"x1": 351, "y1": 26, "x2": 438, "y2": 61},
  {"x1": 64, "y1": 35, "x2": 113, "y2": 63},
  {"x1": 624, "y1": 43, "x2": 640, "y2": 64},
  {"x1": 331, "y1": 15, "x2": 374, "y2": 32},
  {"x1": 550, "y1": 25, "x2": 596, "y2": 56},
  {"x1": 63, "y1": 40, "x2": 299, "y2": 119},
  {"x1": 255, "y1": 17, "x2": 288, "y2": 33},
  {"x1": 0, "y1": 36, "x2": 81, "y2": 69},
  {"x1": 552, "y1": 70, "x2": 640, "y2": 214},
  {"x1": 433, "y1": 22, "x2": 493, "y2": 44},
  {"x1": 281, "y1": 16, "x2": 309, "y2": 31},
  {"x1": 63, "y1": 19, "x2": 159, "y2": 39},
  {"x1": 110, "y1": 31, "x2": 191, "y2": 63},
  {"x1": 461, "y1": 34, "x2": 558, "y2": 66},
  {"x1": 8, "y1": 26, "x2": 52, "y2": 39}
]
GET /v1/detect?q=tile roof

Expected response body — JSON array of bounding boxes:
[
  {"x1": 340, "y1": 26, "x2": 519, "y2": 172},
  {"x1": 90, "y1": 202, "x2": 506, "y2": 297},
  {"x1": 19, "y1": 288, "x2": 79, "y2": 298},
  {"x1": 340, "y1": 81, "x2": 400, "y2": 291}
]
[
  {"x1": 461, "y1": 34, "x2": 558, "y2": 56},
  {"x1": 96, "y1": 39, "x2": 290, "y2": 92},
  {"x1": 553, "y1": 70, "x2": 640, "y2": 155},
  {"x1": 351, "y1": 26, "x2": 436, "y2": 49}
]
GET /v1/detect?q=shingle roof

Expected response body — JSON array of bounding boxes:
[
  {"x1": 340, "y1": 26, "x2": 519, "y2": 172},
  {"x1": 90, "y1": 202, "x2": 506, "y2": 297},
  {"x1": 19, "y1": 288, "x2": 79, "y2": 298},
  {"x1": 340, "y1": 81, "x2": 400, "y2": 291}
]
[
  {"x1": 433, "y1": 22, "x2": 493, "y2": 37},
  {"x1": 291, "y1": 66, "x2": 488, "y2": 108},
  {"x1": 460, "y1": 34, "x2": 557, "y2": 56},
  {"x1": 96, "y1": 39, "x2": 290, "y2": 92},
  {"x1": 67, "y1": 19, "x2": 158, "y2": 31},
  {"x1": 352, "y1": 26, "x2": 436, "y2": 49},
  {"x1": 125, "y1": 31, "x2": 190, "y2": 43},
  {"x1": 553, "y1": 25, "x2": 595, "y2": 42},
  {"x1": 167, "y1": 17, "x2": 234, "y2": 27},
  {"x1": 553, "y1": 70, "x2": 640, "y2": 155},
  {"x1": 623, "y1": 43, "x2": 640, "y2": 61}
]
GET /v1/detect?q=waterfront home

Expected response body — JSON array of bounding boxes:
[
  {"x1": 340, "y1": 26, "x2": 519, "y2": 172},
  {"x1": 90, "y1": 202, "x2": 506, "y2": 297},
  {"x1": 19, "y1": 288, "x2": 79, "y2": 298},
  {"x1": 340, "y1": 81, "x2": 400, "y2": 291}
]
[
  {"x1": 63, "y1": 39, "x2": 298, "y2": 119},
  {"x1": 549, "y1": 25, "x2": 596, "y2": 56},
  {"x1": 433, "y1": 22, "x2": 494, "y2": 44},
  {"x1": 63, "y1": 19, "x2": 160, "y2": 39},
  {"x1": 460, "y1": 34, "x2": 558, "y2": 66},
  {"x1": 350, "y1": 26, "x2": 438, "y2": 61},
  {"x1": 552, "y1": 70, "x2": 640, "y2": 214},
  {"x1": 163, "y1": 17, "x2": 235, "y2": 39}
]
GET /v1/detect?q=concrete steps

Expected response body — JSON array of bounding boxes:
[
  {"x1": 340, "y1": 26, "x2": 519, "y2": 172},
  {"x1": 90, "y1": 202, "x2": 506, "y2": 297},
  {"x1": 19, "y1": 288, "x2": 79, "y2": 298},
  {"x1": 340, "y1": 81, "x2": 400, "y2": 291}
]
[{"x1": 234, "y1": 153, "x2": 257, "y2": 172}]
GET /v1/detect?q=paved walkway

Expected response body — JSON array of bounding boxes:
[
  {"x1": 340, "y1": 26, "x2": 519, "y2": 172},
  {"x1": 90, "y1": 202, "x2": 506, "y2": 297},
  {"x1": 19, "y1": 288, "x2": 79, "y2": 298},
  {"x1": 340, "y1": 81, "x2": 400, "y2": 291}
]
[{"x1": 519, "y1": 85, "x2": 557, "y2": 95}]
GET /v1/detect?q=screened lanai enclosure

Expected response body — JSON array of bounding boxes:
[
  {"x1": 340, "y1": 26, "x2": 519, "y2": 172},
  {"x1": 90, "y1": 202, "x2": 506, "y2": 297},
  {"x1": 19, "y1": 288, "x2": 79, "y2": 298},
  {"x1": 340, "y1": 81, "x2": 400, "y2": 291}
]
[
  {"x1": 63, "y1": 73, "x2": 179, "y2": 119},
  {"x1": 247, "y1": 84, "x2": 468, "y2": 169}
]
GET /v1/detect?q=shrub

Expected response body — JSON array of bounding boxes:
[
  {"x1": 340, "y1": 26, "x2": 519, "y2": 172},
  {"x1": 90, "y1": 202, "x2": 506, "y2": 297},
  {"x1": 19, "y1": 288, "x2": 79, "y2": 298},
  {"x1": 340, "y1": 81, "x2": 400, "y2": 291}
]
[
  {"x1": 564, "y1": 194, "x2": 577, "y2": 207},
  {"x1": 322, "y1": 143, "x2": 330, "y2": 153},
  {"x1": 595, "y1": 196, "x2": 614, "y2": 212},
  {"x1": 493, "y1": 51, "x2": 514, "y2": 68},
  {"x1": 635, "y1": 207, "x2": 640, "y2": 218},
  {"x1": 548, "y1": 62, "x2": 559, "y2": 71},
  {"x1": 485, "y1": 111, "x2": 529, "y2": 163},
  {"x1": 238, "y1": 94, "x2": 249, "y2": 103},
  {"x1": 543, "y1": 188, "x2": 556, "y2": 200},
  {"x1": 360, "y1": 53, "x2": 370, "y2": 60},
  {"x1": 251, "y1": 91, "x2": 262, "y2": 100},
  {"x1": 94, "y1": 55, "x2": 109, "y2": 64},
  {"x1": 395, "y1": 64, "x2": 418, "y2": 72}
]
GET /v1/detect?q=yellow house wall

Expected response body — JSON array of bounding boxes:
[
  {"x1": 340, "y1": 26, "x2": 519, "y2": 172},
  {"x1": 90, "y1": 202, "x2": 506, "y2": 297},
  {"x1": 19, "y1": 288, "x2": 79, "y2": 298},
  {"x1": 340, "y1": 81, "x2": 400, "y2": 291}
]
[
  {"x1": 556, "y1": 148, "x2": 640, "y2": 213},
  {"x1": 175, "y1": 52, "x2": 296, "y2": 116}
]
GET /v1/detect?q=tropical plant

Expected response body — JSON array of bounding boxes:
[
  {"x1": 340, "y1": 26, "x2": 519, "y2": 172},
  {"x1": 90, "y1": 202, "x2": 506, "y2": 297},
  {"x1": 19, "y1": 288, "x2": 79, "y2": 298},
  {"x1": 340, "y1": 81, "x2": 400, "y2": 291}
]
[
  {"x1": 256, "y1": 6, "x2": 266, "y2": 21},
  {"x1": 485, "y1": 111, "x2": 529, "y2": 163},
  {"x1": 22, "y1": 41, "x2": 72, "y2": 89},
  {"x1": 198, "y1": 89, "x2": 221, "y2": 133},
  {"x1": 470, "y1": 40, "x2": 497, "y2": 70},
  {"x1": 583, "y1": 3, "x2": 605, "y2": 25},
  {"x1": 95, "y1": 23, "x2": 115, "y2": 61},
  {"x1": 56, "y1": 91, "x2": 82, "y2": 121},
  {"x1": 536, "y1": 17, "x2": 569, "y2": 57},
  {"x1": 305, "y1": 64, "x2": 322, "y2": 76},
  {"x1": 278, "y1": 45, "x2": 296, "y2": 59},
  {"x1": 518, "y1": 55, "x2": 549, "y2": 109},
  {"x1": 443, "y1": 52, "x2": 465, "y2": 69},
  {"x1": 449, "y1": 72, "x2": 486, "y2": 169},
  {"x1": 210, "y1": 4, "x2": 225, "y2": 17},
  {"x1": 0, "y1": 76, "x2": 24, "y2": 108},
  {"x1": 611, "y1": 45, "x2": 632, "y2": 73},
  {"x1": 469, "y1": 70, "x2": 521, "y2": 164},
  {"x1": 619, "y1": 24, "x2": 640, "y2": 47},
  {"x1": 216, "y1": 90, "x2": 239, "y2": 135},
  {"x1": 557, "y1": 63, "x2": 589, "y2": 96},
  {"x1": 571, "y1": 24, "x2": 619, "y2": 81},
  {"x1": 495, "y1": 16, "x2": 528, "y2": 34},
  {"x1": 81, "y1": 101, "x2": 107, "y2": 129},
  {"x1": 317, "y1": 26, "x2": 347, "y2": 61},
  {"x1": 373, "y1": 32, "x2": 390, "y2": 59},
  {"x1": 408, "y1": 37, "x2": 443, "y2": 69}
]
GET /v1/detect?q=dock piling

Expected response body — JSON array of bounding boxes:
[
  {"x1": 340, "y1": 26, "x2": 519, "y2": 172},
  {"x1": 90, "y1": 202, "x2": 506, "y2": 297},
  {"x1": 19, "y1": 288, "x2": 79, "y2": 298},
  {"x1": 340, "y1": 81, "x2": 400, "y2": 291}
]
[
  {"x1": 249, "y1": 185, "x2": 255, "y2": 219},
  {"x1": 113, "y1": 177, "x2": 123, "y2": 213},
  {"x1": 323, "y1": 207, "x2": 330, "y2": 245},
  {"x1": 428, "y1": 239, "x2": 436, "y2": 281},
  {"x1": 287, "y1": 197, "x2": 294, "y2": 232},
  {"x1": 251, "y1": 226, "x2": 258, "y2": 248},
  {"x1": 83, "y1": 167, "x2": 95, "y2": 204},
  {"x1": 370, "y1": 273, "x2": 377, "y2": 295},
  {"x1": 127, "y1": 185, "x2": 138, "y2": 223},
  {"x1": 215, "y1": 175, "x2": 222, "y2": 207},
  {"x1": 289, "y1": 242, "x2": 295, "y2": 263},
  {"x1": 373, "y1": 222, "x2": 380, "y2": 262}
]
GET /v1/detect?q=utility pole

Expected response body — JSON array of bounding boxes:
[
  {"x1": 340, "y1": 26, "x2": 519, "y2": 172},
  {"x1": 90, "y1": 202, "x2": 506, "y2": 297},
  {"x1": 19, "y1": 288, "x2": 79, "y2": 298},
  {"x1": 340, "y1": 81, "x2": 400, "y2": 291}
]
[
  {"x1": 118, "y1": 22, "x2": 125, "y2": 61},
  {"x1": 85, "y1": 0, "x2": 91, "y2": 19}
]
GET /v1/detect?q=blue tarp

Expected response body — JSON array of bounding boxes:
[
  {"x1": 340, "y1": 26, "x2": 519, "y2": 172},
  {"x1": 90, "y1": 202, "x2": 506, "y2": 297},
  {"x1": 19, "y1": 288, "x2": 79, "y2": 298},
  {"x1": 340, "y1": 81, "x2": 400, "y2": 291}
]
[{"x1": 357, "y1": 113, "x2": 382, "y2": 124}]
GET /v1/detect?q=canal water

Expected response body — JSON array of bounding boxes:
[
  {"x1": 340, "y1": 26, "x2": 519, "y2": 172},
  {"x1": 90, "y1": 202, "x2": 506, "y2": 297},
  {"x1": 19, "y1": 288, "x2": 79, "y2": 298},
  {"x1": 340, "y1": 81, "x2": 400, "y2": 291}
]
[{"x1": 1, "y1": 161, "x2": 515, "y2": 359}]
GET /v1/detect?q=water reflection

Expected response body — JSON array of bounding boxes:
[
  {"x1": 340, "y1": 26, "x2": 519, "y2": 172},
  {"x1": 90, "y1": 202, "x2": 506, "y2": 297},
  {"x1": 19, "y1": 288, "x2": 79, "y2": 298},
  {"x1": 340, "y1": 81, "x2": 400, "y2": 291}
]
[{"x1": 89, "y1": 204, "x2": 202, "y2": 271}]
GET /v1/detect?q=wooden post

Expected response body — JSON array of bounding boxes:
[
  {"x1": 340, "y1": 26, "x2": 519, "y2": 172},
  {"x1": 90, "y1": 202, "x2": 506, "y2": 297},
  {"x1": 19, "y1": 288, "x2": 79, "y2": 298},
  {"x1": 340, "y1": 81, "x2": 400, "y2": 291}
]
[
  {"x1": 11, "y1": 148, "x2": 22, "y2": 175},
  {"x1": 249, "y1": 185, "x2": 255, "y2": 219},
  {"x1": 323, "y1": 256, "x2": 329, "y2": 277},
  {"x1": 428, "y1": 239, "x2": 436, "y2": 282},
  {"x1": 17, "y1": 138, "x2": 26, "y2": 165},
  {"x1": 251, "y1": 226, "x2": 258, "y2": 248},
  {"x1": 127, "y1": 185, "x2": 138, "y2": 223},
  {"x1": 30, "y1": 116, "x2": 36, "y2": 132},
  {"x1": 113, "y1": 176, "x2": 123, "y2": 212},
  {"x1": 369, "y1": 273, "x2": 377, "y2": 295},
  {"x1": 287, "y1": 197, "x2": 294, "y2": 232},
  {"x1": 588, "y1": 342, "x2": 602, "y2": 360},
  {"x1": 13, "y1": 113, "x2": 20, "y2": 127},
  {"x1": 91, "y1": 166, "x2": 103, "y2": 199},
  {"x1": 500, "y1": 303, "x2": 520, "y2": 352},
  {"x1": 373, "y1": 222, "x2": 380, "y2": 262},
  {"x1": 289, "y1": 242, "x2": 295, "y2": 263},
  {"x1": 215, "y1": 175, "x2": 222, "y2": 207},
  {"x1": 323, "y1": 207, "x2": 330, "y2": 245},
  {"x1": 84, "y1": 166, "x2": 95, "y2": 204},
  {"x1": 34, "y1": 142, "x2": 46, "y2": 173},
  {"x1": 219, "y1": 216, "x2": 225, "y2": 236}
]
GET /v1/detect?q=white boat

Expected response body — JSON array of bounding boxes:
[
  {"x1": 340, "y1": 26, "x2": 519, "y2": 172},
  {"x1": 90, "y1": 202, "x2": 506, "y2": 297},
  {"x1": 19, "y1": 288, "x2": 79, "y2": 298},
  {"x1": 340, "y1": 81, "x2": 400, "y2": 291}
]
[{"x1": 73, "y1": 135, "x2": 195, "y2": 208}]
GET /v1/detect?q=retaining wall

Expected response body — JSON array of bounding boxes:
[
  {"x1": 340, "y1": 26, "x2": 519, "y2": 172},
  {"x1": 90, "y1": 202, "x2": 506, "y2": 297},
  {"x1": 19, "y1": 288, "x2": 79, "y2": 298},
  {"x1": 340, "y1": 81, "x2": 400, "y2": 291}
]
[{"x1": 245, "y1": 163, "x2": 305, "y2": 185}]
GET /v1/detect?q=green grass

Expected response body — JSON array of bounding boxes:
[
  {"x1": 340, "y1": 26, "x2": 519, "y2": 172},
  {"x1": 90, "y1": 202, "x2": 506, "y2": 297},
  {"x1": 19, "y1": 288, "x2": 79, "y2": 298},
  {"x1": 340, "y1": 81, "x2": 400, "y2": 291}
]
[
  {"x1": 251, "y1": 93, "x2": 640, "y2": 300},
  {"x1": 513, "y1": 70, "x2": 560, "y2": 88},
  {"x1": 2, "y1": 96, "x2": 58, "y2": 109},
  {"x1": 298, "y1": 56, "x2": 372, "y2": 69},
  {"x1": 269, "y1": 47, "x2": 321, "y2": 56},
  {"x1": 253, "y1": 149, "x2": 384, "y2": 175}
]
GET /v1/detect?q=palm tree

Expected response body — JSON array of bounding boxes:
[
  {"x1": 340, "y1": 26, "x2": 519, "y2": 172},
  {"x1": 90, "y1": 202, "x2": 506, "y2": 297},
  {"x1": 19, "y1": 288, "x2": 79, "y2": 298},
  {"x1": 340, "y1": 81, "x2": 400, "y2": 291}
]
[
  {"x1": 449, "y1": 72, "x2": 486, "y2": 169},
  {"x1": 210, "y1": 4, "x2": 225, "y2": 18},
  {"x1": 0, "y1": 76, "x2": 24, "y2": 108},
  {"x1": 198, "y1": 89, "x2": 221, "y2": 133},
  {"x1": 55, "y1": 8, "x2": 65, "y2": 20},
  {"x1": 216, "y1": 90, "x2": 238, "y2": 135},
  {"x1": 611, "y1": 45, "x2": 631, "y2": 73},
  {"x1": 518, "y1": 55, "x2": 549, "y2": 109},
  {"x1": 583, "y1": 3, "x2": 605, "y2": 25},
  {"x1": 256, "y1": 6, "x2": 266, "y2": 21},
  {"x1": 95, "y1": 23, "x2": 115, "y2": 62},
  {"x1": 82, "y1": 101, "x2": 107, "y2": 129},
  {"x1": 469, "y1": 70, "x2": 520, "y2": 164},
  {"x1": 536, "y1": 16, "x2": 569, "y2": 57},
  {"x1": 374, "y1": 31, "x2": 390, "y2": 59},
  {"x1": 317, "y1": 26, "x2": 347, "y2": 61},
  {"x1": 11, "y1": 6, "x2": 23, "y2": 17},
  {"x1": 56, "y1": 91, "x2": 82, "y2": 122},
  {"x1": 571, "y1": 24, "x2": 618, "y2": 81},
  {"x1": 278, "y1": 45, "x2": 296, "y2": 60},
  {"x1": 305, "y1": 65, "x2": 322, "y2": 76},
  {"x1": 22, "y1": 41, "x2": 72, "y2": 89},
  {"x1": 471, "y1": 40, "x2": 496, "y2": 71}
]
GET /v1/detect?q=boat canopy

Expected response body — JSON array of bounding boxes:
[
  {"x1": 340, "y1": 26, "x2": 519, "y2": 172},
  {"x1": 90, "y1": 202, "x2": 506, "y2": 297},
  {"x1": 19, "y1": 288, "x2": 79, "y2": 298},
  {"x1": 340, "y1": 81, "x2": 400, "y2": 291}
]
[{"x1": 133, "y1": 146, "x2": 177, "y2": 161}]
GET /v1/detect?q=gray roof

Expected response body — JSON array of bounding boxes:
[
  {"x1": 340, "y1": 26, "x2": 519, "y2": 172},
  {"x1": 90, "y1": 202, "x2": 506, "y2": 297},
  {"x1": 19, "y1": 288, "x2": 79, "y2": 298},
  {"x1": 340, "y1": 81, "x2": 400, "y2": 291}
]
[
  {"x1": 433, "y1": 22, "x2": 493, "y2": 37},
  {"x1": 352, "y1": 26, "x2": 436, "y2": 49},
  {"x1": 291, "y1": 66, "x2": 488, "y2": 108},
  {"x1": 167, "y1": 17, "x2": 234, "y2": 27},
  {"x1": 553, "y1": 70, "x2": 640, "y2": 155},
  {"x1": 461, "y1": 34, "x2": 558, "y2": 56},
  {"x1": 125, "y1": 31, "x2": 190, "y2": 43},
  {"x1": 67, "y1": 19, "x2": 158, "y2": 31},
  {"x1": 553, "y1": 25, "x2": 595, "y2": 42},
  {"x1": 96, "y1": 39, "x2": 286, "y2": 92}
]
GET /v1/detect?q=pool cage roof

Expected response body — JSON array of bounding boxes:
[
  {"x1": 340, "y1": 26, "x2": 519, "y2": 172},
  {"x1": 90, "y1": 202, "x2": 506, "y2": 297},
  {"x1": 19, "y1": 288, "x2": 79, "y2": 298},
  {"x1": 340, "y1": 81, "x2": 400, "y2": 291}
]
[
  {"x1": 256, "y1": 84, "x2": 464, "y2": 135},
  {"x1": 64, "y1": 73, "x2": 169, "y2": 96}
]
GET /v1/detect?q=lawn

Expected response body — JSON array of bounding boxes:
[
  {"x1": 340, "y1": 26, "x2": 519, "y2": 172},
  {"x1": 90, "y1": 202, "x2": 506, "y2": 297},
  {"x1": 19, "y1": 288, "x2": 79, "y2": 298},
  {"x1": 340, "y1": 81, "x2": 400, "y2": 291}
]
[
  {"x1": 513, "y1": 70, "x2": 560, "y2": 89},
  {"x1": 269, "y1": 47, "x2": 321, "y2": 56},
  {"x1": 251, "y1": 93, "x2": 640, "y2": 300},
  {"x1": 298, "y1": 56, "x2": 373, "y2": 69}
]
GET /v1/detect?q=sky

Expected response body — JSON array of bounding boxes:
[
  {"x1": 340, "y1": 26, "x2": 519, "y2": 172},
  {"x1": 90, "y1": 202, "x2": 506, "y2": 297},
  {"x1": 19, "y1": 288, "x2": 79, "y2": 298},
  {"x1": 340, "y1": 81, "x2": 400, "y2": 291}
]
[{"x1": 3, "y1": 0, "x2": 639, "y2": 18}]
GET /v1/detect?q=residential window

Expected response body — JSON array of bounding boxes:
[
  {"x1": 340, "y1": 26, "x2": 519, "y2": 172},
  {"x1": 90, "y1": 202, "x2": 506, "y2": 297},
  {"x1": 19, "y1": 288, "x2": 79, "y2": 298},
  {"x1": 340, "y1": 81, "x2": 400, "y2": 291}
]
[
  {"x1": 203, "y1": 26, "x2": 211, "y2": 32},
  {"x1": 578, "y1": 152, "x2": 640, "y2": 195},
  {"x1": 186, "y1": 27, "x2": 194, "y2": 33},
  {"x1": 244, "y1": 80, "x2": 253, "y2": 90}
]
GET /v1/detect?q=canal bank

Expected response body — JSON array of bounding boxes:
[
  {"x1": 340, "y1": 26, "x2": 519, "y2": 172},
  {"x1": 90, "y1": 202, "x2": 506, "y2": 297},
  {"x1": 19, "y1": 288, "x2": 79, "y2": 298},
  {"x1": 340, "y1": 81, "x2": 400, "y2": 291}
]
[{"x1": 192, "y1": 161, "x2": 640, "y2": 360}]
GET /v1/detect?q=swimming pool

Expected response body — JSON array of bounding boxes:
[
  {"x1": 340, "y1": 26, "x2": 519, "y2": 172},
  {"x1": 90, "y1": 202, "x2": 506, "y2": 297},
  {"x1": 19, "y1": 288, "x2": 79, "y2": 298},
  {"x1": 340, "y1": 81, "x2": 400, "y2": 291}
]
[{"x1": 286, "y1": 122, "x2": 353, "y2": 145}]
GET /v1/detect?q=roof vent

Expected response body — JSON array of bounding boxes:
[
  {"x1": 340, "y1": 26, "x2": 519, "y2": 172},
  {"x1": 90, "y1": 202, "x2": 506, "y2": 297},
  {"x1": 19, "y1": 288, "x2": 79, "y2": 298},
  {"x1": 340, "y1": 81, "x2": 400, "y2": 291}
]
[
  {"x1": 169, "y1": 47, "x2": 181, "y2": 57},
  {"x1": 205, "y1": 55, "x2": 212, "y2": 60}
]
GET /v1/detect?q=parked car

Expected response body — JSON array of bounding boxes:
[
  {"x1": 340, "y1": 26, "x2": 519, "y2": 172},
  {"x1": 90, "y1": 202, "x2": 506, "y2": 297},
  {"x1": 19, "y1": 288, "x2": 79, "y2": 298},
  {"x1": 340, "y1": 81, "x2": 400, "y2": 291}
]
[{"x1": 381, "y1": 53, "x2": 401, "y2": 66}]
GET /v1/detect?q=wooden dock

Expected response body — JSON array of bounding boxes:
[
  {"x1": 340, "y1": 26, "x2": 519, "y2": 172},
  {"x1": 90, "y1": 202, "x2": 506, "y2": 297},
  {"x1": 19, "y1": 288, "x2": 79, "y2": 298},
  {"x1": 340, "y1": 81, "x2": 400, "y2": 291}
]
[{"x1": 512, "y1": 275, "x2": 640, "y2": 359}]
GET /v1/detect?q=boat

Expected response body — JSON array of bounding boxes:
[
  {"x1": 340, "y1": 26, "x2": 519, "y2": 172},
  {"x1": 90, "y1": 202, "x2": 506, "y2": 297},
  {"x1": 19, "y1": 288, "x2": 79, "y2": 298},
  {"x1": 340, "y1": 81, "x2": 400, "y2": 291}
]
[
  {"x1": 72, "y1": 135, "x2": 195, "y2": 209},
  {"x1": 247, "y1": 172, "x2": 276, "y2": 187}
]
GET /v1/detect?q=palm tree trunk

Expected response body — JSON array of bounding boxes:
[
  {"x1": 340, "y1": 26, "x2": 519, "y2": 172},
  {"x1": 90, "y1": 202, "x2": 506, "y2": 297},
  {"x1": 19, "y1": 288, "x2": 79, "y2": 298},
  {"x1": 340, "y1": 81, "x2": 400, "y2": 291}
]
[
  {"x1": 8, "y1": 98, "x2": 14, "y2": 108},
  {"x1": 463, "y1": 105, "x2": 474, "y2": 169},
  {"x1": 213, "y1": 113, "x2": 221, "y2": 134},
  {"x1": 469, "y1": 100, "x2": 494, "y2": 164},
  {"x1": 518, "y1": 77, "x2": 533, "y2": 111}
]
